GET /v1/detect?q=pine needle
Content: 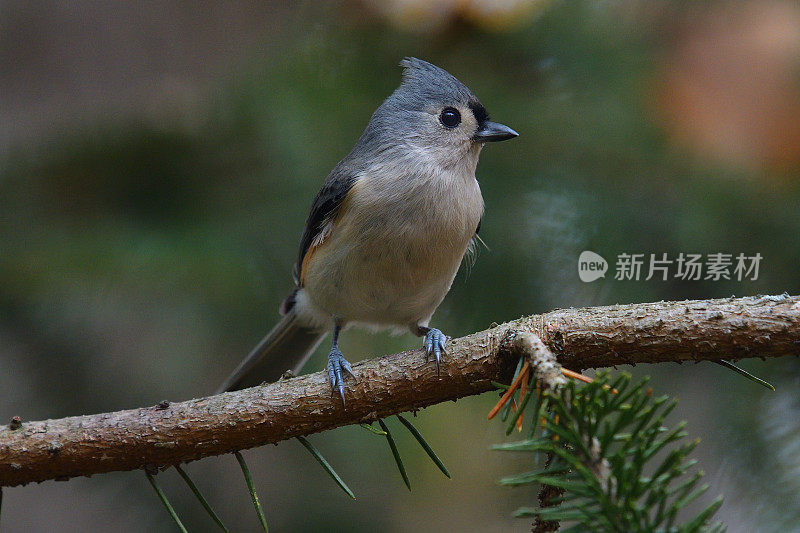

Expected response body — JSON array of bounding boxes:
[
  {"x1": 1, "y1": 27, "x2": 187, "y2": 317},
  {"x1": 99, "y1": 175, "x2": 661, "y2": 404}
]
[
  {"x1": 234, "y1": 451, "x2": 268, "y2": 532},
  {"x1": 562, "y1": 368, "x2": 618, "y2": 393},
  {"x1": 561, "y1": 368, "x2": 593, "y2": 384},
  {"x1": 716, "y1": 360, "x2": 775, "y2": 391},
  {"x1": 145, "y1": 470, "x2": 188, "y2": 533},
  {"x1": 517, "y1": 365, "x2": 530, "y2": 431},
  {"x1": 500, "y1": 357, "x2": 526, "y2": 422},
  {"x1": 359, "y1": 423, "x2": 388, "y2": 435},
  {"x1": 396, "y1": 414, "x2": 451, "y2": 478},
  {"x1": 296, "y1": 436, "x2": 356, "y2": 499},
  {"x1": 174, "y1": 465, "x2": 229, "y2": 531},
  {"x1": 488, "y1": 360, "x2": 531, "y2": 419},
  {"x1": 378, "y1": 419, "x2": 411, "y2": 491},
  {"x1": 500, "y1": 397, "x2": 515, "y2": 422},
  {"x1": 506, "y1": 385, "x2": 534, "y2": 436}
]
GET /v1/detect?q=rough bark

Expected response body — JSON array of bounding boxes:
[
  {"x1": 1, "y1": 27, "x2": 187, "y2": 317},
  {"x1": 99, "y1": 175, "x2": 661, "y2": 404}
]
[{"x1": 1, "y1": 294, "x2": 798, "y2": 487}]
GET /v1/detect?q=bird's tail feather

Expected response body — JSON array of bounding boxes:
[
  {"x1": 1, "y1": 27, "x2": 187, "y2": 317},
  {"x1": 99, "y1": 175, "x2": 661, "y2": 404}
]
[{"x1": 216, "y1": 311, "x2": 326, "y2": 393}]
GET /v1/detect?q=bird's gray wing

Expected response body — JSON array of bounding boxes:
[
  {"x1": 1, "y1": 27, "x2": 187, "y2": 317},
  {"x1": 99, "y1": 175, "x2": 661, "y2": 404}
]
[{"x1": 293, "y1": 163, "x2": 360, "y2": 285}]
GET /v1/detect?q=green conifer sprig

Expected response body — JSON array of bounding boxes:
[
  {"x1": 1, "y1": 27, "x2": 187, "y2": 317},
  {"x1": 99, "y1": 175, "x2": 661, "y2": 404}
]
[{"x1": 494, "y1": 371, "x2": 724, "y2": 532}]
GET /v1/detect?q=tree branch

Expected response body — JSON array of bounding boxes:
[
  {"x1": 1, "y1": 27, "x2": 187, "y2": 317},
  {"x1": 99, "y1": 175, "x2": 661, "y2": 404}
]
[{"x1": 2, "y1": 295, "x2": 798, "y2": 487}]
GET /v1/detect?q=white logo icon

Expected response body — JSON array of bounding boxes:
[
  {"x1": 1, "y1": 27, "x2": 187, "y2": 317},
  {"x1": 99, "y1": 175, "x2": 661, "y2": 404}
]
[{"x1": 578, "y1": 251, "x2": 608, "y2": 282}]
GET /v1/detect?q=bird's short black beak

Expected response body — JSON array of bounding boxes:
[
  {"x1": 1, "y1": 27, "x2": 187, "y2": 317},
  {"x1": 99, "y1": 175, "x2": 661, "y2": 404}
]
[{"x1": 472, "y1": 121, "x2": 519, "y2": 143}]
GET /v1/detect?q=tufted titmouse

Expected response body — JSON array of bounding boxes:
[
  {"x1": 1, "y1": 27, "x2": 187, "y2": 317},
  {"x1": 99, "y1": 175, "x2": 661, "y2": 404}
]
[{"x1": 218, "y1": 58, "x2": 518, "y2": 402}]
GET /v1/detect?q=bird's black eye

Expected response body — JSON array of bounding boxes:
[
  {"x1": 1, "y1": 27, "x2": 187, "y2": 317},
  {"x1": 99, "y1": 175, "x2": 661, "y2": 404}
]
[{"x1": 439, "y1": 107, "x2": 461, "y2": 128}]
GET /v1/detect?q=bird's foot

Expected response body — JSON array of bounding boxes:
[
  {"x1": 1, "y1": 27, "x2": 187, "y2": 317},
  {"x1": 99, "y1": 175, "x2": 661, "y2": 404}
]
[
  {"x1": 423, "y1": 328, "x2": 449, "y2": 374},
  {"x1": 327, "y1": 348, "x2": 355, "y2": 405}
]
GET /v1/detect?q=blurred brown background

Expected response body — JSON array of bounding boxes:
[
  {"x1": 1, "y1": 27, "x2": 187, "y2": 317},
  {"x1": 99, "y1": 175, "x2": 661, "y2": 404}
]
[{"x1": 2, "y1": 1, "x2": 799, "y2": 531}]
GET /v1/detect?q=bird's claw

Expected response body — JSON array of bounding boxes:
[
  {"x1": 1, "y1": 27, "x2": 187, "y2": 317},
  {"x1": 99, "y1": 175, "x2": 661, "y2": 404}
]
[
  {"x1": 327, "y1": 348, "x2": 354, "y2": 405},
  {"x1": 423, "y1": 328, "x2": 448, "y2": 374}
]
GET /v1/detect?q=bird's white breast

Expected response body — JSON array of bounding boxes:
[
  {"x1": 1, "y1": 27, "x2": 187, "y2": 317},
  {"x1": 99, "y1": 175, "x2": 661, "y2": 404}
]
[{"x1": 300, "y1": 147, "x2": 484, "y2": 330}]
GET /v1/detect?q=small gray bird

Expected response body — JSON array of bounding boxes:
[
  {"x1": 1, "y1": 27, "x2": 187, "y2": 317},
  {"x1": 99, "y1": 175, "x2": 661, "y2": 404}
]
[{"x1": 218, "y1": 58, "x2": 518, "y2": 401}]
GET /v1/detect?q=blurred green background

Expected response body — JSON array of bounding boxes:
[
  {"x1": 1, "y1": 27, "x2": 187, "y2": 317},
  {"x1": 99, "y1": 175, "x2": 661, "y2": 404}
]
[{"x1": 2, "y1": 1, "x2": 800, "y2": 531}]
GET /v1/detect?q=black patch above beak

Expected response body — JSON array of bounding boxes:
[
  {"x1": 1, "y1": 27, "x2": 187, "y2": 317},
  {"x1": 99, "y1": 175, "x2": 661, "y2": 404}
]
[{"x1": 472, "y1": 121, "x2": 518, "y2": 143}]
